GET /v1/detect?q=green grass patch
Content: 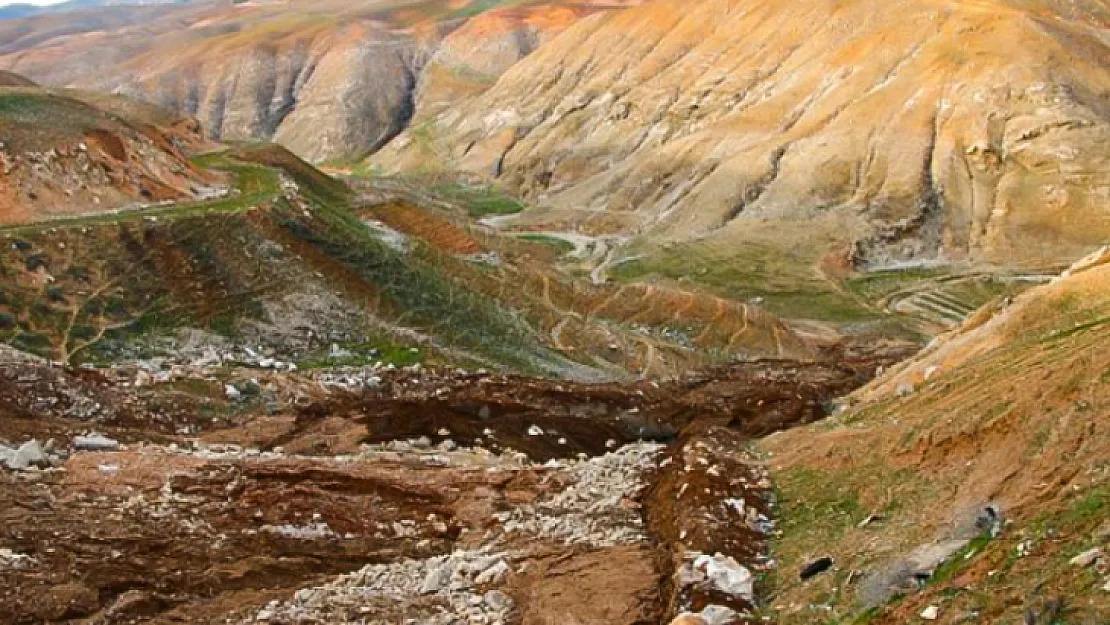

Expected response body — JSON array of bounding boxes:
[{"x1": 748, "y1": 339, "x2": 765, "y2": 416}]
[
  {"x1": 296, "y1": 341, "x2": 424, "y2": 370},
  {"x1": 519, "y1": 234, "x2": 575, "y2": 255},
  {"x1": 431, "y1": 182, "x2": 525, "y2": 218},
  {"x1": 844, "y1": 267, "x2": 951, "y2": 301},
  {"x1": 269, "y1": 186, "x2": 549, "y2": 373},
  {"x1": 930, "y1": 531, "x2": 994, "y2": 587},
  {"x1": 611, "y1": 245, "x2": 877, "y2": 323}
]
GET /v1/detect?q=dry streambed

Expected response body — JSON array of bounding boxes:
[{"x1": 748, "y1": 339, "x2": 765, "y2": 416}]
[{"x1": 0, "y1": 351, "x2": 895, "y2": 624}]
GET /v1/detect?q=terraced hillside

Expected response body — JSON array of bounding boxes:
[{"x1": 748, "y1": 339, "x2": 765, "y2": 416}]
[
  {"x1": 0, "y1": 144, "x2": 815, "y2": 380},
  {"x1": 762, "y1": 247, "x2": 1110, "y2": 624}
]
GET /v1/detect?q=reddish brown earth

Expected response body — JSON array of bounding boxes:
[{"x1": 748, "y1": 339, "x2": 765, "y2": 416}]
[
  {"x1": 0, "y1": 78, "x2": 217, "y2": 225},
  {"x1": 0, "y1": 344, "x2": 904, "y2": 624}
]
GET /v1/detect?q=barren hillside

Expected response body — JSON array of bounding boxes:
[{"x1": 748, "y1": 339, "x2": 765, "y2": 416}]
[
  {"x1": 377, "y1": 0, "x2": 1110, "y2": 279},
  {"x1": 0, "y1": 0, "x2": 636, "y2": 162}
]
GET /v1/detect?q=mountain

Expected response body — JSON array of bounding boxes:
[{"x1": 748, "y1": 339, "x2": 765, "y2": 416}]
[
  {"x1": 0, "y1": 0, "x2": 636, "y2": 162},
  {"x1": 0, "y1": 72, "x2": 215, "y2": 224},
  {"x1": 377, "y1": 0, "x2": 1110, "y2": 280},
  {"x1": 0, "y1": 0, "x2": 184, "y2": 20},
  {"x1": 2, "y1": 3, "x2": 1110, "y2": 624}
]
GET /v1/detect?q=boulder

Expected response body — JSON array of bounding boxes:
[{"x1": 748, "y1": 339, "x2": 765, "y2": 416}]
[
  {"x1": 73, "y1": 434, "x2": 120, "y2": 451},
  {"x1": 6, "y1": 440, "x2": 48, "y2": 470}
]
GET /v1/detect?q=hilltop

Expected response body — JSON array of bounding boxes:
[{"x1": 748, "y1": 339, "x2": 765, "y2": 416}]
[{"x1": 0, "y1": 75, "x2": 216, "y2": 225}]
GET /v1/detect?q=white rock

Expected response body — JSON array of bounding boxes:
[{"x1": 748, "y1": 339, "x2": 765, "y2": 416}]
[
  {"x1": 421, "y1": 561, "x2": 454, "y2": 595},
  {"x1": 225, "y1": 384, "x2": 242, "y2": 400},
  {"x1": 920, "y1": 605, "x2": 939, "y2": 620},
  {"x1": 0, "y1": 548, "x2": 36, "y2": 571},
  {"x1": 474, "y1": 560, "x2": 509, "y2": 585},
  {"x1": 700, "y1": 605, "x2": 740, "y2": 625},
  {"x1": 0, "y1": 445, "x2": 16, "y2": 469},
  {"x1": 7, "y1": 440, "x2": 48, "y2": 469},
  {"x1": 73, "y1": 434, "x2": 120, "y2": 451},
  {"x1": 1070, "y1": 547, "x2": 1102, "y2": 568},
  {"x1": 691, "y1": 553, "x2": 754, "y2": 601},
  {"x1": 526, "y1": 425, "x2": 544, "y2": 436},
  {"x1": 483, "y1": 589, "x2": 513, "y2": 611}
]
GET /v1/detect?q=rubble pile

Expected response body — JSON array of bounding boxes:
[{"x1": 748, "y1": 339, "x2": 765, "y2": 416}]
[
  {"x1": 493, "y1": 442, "x2": 665, "y2": 547},
  {"x1": 250, "y1": 549, "x2": 515, "y2": 624},
  {"x1": 0, "y1": 342, "x2": 894, "y2": 624}
]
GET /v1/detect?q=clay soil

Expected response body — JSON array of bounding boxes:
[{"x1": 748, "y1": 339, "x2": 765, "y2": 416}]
[{"x1": 0, "y1": 346, "x2": 903, "y2": 624}]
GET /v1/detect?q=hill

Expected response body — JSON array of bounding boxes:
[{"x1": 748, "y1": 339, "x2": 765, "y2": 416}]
[
  {"x1": 0, "y1": 0, "x2": 184, "y2": 21},
  {"x1": 0, "y1": 0, "x2": 637, "y2": 163},
  {"x1": 369, "y1": 0, "x2": 1110, "y2": 331},
  {"x1": 762, "y1": 246, "x2": 1110, "y2": 623},
  {"x1": 0, "y1": 142, "x2": 814, "y2": 379},
  {"x1": 0, "y1": 74, "x2": 215, "y2": 225}
]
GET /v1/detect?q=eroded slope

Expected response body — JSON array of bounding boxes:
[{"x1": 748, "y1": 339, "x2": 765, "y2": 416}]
[
  {"x1": 762, "y1": 248, "x2": 1110, "y2": 623},
  {"x1": 0, "y1": 78, "x2": 215, "y2": 225},
  {"x1": 0, "y1": 0, "x2": 634, "y2": 163},
  {"x1": 378, "y1": 0, "x2": 1110, "y2": 278}
]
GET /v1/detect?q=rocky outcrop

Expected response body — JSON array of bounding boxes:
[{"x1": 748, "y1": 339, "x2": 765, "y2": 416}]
[{"x1": 378, "y1": 0, "x2": 1110, "y2": 271}]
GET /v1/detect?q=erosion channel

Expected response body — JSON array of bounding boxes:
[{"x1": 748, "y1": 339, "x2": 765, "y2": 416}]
[{"x1": 0, "y1": 347, "x2": 901, "y2": 624}]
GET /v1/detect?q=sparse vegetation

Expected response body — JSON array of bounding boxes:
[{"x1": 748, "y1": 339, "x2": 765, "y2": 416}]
[
  {"x1": 431, "y1": 182, "x2": 526, "y2": 218},
  {"x1": 519, "y1": 234, "x2": 575, "y2": 255},
  {"x1": 610, "y1": 243, "x2": 877, "y2": 323}
]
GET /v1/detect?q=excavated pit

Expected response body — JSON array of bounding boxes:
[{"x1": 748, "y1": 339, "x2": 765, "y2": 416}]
[{"x1": 0, "y1": 346, "x2": 905, "y2": 624}]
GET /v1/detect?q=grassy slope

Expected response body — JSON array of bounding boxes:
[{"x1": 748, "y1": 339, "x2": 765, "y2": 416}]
[
  {"x1": 0, "y1": 88, "x2": 133, "y2": 152},
  {"x1": 761, "y1": 253, "x2": 1110, "y2": 624},
  {"x1": 258, "y1": 159, "x2": 560, "y2": 374},
  {"x1": 0, "y1": 144, "x2": 571, "y2": 373}
]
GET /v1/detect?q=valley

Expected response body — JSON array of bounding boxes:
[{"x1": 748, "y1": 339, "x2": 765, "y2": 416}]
[{"x1": 1, "y1": 0, "x2": 1110, "y2": 623}]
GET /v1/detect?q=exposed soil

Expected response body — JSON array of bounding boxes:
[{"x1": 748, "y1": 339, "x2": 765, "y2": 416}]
[{"x1": 0, "y1": 345, "x2": 905, "y2": 624}]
